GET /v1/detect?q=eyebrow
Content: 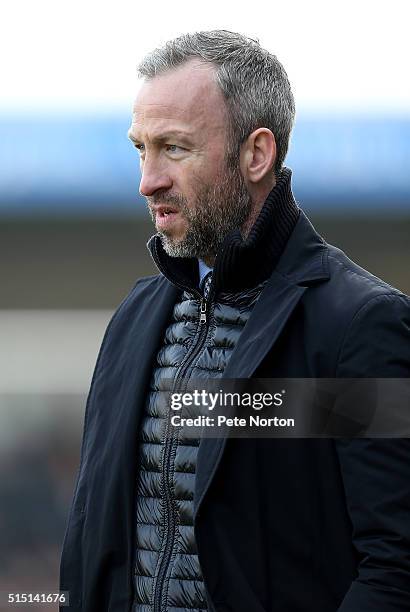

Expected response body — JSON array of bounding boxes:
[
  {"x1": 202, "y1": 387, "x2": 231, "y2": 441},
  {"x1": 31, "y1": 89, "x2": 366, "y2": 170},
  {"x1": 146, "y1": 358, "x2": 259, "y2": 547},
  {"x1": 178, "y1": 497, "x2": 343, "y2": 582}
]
[{"x1": 127, "y1": 129, "x2": 194, "y2": 145}]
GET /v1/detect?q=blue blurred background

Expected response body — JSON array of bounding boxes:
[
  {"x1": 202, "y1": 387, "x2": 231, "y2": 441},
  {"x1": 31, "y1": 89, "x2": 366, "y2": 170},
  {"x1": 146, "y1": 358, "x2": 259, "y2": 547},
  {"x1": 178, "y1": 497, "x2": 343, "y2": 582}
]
[
  {"x1": 1, "y1": 113, "x2": 410, "y2": 215},
  {"x1": 1, "y1": 0, "x2": 409, "y2": 607}
]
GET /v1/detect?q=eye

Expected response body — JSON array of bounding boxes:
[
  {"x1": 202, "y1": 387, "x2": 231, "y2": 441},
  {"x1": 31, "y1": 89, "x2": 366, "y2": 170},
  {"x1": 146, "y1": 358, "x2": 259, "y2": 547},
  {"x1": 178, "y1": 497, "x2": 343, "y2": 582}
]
[
  {"x1": 166, "y1": 144, "x2": 183, "y2": 153},
  {"x1": 134, "y1": 143, "x2": 145, "y2": 153}
]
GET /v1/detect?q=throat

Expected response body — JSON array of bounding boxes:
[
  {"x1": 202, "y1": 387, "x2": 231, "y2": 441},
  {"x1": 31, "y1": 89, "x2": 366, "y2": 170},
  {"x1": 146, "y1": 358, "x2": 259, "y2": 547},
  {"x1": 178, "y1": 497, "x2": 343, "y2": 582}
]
[{"x1": 201, "y1": 254, "x2": 215, "y2": 268}]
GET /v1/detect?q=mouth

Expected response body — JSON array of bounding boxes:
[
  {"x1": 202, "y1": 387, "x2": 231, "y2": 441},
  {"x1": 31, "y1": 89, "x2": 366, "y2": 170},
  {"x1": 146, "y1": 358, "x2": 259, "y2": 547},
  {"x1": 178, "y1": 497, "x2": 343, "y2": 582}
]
[
  {"x1": 151, "y1": 205, "x2": 182, "y2": 230},
  {"x1": 158, "y1": 208, "x2": 178, "y2": 219},
  {"x1": 151, "y1": 204, "x2": 179, "y2": 217}
]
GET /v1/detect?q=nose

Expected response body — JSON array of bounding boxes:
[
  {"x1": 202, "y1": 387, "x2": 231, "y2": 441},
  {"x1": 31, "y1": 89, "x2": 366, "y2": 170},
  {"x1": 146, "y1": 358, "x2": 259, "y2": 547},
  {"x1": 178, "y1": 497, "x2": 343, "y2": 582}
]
[{"x1": 139, "y1": 157, "x2": 172, "y2": 197}]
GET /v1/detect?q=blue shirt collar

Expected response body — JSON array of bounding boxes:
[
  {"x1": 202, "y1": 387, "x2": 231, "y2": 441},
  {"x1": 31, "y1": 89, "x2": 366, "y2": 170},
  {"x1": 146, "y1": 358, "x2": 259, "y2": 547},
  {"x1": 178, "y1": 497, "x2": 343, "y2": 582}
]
[{"x1": 198, "y1": 259, "x2": 213, "y2": 286}]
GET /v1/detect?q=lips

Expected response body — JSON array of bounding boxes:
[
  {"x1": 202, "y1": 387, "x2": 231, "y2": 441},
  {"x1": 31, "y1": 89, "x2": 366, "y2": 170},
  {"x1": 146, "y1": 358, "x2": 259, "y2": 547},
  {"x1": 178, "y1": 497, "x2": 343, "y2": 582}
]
[
  {"x1": 150, "y1": 204, "x2": 183, "y2": 231},
  {"x1": 151, "y1": 205, "x2": 180, "y2": 218}
]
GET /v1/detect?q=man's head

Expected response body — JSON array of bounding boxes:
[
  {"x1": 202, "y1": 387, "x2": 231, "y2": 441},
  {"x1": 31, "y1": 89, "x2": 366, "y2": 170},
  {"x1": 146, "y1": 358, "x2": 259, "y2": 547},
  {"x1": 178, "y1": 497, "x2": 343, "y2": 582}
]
[{"x1": 128, "y1": 30, "x2": 295, "y2": 264}]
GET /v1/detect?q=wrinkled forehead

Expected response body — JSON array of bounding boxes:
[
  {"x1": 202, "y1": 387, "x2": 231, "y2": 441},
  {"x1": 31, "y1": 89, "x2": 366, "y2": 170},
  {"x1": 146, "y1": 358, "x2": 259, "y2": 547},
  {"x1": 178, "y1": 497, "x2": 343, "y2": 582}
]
[{"x1": 132, "y1": 60, "x2": 227, "y2": 129}]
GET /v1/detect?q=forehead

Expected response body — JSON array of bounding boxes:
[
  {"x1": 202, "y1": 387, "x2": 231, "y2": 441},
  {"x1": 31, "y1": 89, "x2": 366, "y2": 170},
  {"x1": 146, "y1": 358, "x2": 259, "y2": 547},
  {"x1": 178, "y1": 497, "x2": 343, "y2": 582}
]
[{"x1": 131, "y1": 59, "x2": 227, "y2": 136}]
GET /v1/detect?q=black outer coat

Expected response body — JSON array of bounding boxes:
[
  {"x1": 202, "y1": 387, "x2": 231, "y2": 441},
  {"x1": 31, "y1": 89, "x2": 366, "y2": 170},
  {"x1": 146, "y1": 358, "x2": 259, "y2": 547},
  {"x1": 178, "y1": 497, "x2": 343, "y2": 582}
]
[{"x1": 60, "y1": 212, "x2": 410, "y2": 611}]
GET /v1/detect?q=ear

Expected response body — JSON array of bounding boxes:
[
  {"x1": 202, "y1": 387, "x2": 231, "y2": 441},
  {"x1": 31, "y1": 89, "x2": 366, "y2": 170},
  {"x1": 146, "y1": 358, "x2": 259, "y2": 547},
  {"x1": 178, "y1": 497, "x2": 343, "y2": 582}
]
[{"x1": 240, "y1": 128, "x2": 277, "y2": 183}]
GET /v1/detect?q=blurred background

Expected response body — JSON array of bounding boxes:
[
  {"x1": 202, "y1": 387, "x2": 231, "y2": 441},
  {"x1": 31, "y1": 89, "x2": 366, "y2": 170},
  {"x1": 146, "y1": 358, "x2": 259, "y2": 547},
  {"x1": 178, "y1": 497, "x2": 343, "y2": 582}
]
[{"x1": 1, "y1": 0, "x2": 409, "y2": 608}]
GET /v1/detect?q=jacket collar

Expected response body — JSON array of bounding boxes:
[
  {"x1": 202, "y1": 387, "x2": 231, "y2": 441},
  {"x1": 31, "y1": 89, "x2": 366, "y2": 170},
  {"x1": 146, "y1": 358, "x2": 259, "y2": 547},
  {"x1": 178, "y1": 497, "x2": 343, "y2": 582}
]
[{"x1": 275, "y1": 209, "x2": 330, "y2": 285}]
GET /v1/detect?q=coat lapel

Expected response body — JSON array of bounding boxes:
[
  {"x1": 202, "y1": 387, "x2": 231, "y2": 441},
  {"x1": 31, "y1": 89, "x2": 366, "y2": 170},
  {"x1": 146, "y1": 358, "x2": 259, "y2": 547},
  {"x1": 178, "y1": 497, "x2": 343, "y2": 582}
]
[
  {"x1": 75, "y1": 276, "x2": 180, "y2": 611},
  {"x1": 194, "y1": 275, "x2": 306, "y2": 517},
  {"x1": 116, "y1": 277, "x2": 180, "y2": 431},
  {"x1": 223, "y1": 273, "x2": 307, "y2": 379},
  {"x1": 194, "y1": 212, "x2": 330, "y2": 517},
  {"x1": 82, "y1": 275, "x2": 179, "y2": 487}
]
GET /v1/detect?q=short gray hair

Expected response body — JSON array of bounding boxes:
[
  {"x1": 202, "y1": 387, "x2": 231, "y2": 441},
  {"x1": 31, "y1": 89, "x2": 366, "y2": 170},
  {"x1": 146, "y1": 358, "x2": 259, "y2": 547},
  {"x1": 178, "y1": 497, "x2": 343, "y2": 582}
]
[{"x1": 137, "y1": 30, "x2": 295, "y2": 176}]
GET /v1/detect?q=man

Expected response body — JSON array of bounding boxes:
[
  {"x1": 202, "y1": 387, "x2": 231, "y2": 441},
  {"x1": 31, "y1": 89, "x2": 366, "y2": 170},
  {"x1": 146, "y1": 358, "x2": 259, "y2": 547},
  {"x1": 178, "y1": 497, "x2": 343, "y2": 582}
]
[{"x1": 60, "y1": 31, "x2": 410, "y2": 611}]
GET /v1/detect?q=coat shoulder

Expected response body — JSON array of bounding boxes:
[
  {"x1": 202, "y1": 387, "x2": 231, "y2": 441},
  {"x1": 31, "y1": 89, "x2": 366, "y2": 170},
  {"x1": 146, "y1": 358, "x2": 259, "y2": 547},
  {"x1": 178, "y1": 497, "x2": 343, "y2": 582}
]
[
  {"x1": 119, "y1": 273, "x2": 164, "y2": 310},
  {"x1": 89, "y1": 273, "x2": 170, "y2": 370},
  {"x1": 310, "y1": 243, "x2": 410, "y2": 376},
  {"x1": 303, "y1": 242, "x2": 409, "y2": 328},
  {"x1": 109, "y1": 273, "x2": 165, "y2": 325},
  {"x1": 326, "y1": 243, "x2": 407, "y2": 301}
]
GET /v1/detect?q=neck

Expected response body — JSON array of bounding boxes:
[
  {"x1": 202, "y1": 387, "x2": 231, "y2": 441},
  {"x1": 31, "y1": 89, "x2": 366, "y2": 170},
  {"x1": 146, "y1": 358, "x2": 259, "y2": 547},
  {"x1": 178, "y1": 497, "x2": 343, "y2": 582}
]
[
  {"x1": 202, "y1": 254, "x2": 215, "y2": 267},
  {"x1": 242, "y1": 175, "x2": 277, "y2": 239}
]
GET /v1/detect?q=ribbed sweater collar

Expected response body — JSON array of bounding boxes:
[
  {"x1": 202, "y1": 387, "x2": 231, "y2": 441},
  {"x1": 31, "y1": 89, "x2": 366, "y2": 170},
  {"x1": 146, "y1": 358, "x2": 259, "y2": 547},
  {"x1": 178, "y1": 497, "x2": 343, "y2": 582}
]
[{"x1": 147, "y1": 167, "x2": 300, "y2": 294}]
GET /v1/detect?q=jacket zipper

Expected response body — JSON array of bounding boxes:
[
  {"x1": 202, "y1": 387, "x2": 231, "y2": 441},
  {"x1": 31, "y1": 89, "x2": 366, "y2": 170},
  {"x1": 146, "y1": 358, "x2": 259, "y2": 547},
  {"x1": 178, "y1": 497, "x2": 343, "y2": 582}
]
[
  {"x1": 153, "y1": 285, "x2": 212, "y2": 612},
  {"x1": 199, "y1": 297, "x2": 207, "y2": 323}
]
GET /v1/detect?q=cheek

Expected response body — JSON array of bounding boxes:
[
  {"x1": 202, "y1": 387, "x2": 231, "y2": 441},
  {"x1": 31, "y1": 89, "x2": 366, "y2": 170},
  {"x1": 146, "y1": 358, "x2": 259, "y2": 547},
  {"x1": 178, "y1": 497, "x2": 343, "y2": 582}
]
[
  {"x1": 174, "y1": 176, "x2": 199, "y2": 204},
  {"x1": 187, "y1": 166, "x2": 215, "y2": 195}
]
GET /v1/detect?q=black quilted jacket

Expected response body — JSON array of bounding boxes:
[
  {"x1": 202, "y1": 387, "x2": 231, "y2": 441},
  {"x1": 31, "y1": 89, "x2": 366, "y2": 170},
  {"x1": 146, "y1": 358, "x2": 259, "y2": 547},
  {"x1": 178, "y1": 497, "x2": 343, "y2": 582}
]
[{"x1": 134, "y1": 284, "x2": 265, "y2": 611}]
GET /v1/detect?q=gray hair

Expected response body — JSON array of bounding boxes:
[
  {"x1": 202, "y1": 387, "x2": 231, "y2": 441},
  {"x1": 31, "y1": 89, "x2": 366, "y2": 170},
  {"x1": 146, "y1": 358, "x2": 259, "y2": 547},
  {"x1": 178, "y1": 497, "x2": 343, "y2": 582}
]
[{"x1": 137, "y1": 30, "x2": 295, "y2": 175}]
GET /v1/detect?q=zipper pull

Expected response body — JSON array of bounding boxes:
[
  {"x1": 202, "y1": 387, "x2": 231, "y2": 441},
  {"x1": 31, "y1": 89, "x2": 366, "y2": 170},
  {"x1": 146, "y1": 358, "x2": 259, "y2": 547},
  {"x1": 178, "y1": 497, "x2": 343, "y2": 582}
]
[{"x1": 199, "y1": 299, "x2": 207, "y2": 324}]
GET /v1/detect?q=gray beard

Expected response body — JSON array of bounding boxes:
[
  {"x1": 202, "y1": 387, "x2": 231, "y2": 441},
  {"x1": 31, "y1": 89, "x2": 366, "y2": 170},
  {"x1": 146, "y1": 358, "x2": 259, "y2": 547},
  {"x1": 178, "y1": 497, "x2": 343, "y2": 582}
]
[{"x1": 146, "y1": 164, "x2": 252, "y2": 261}]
